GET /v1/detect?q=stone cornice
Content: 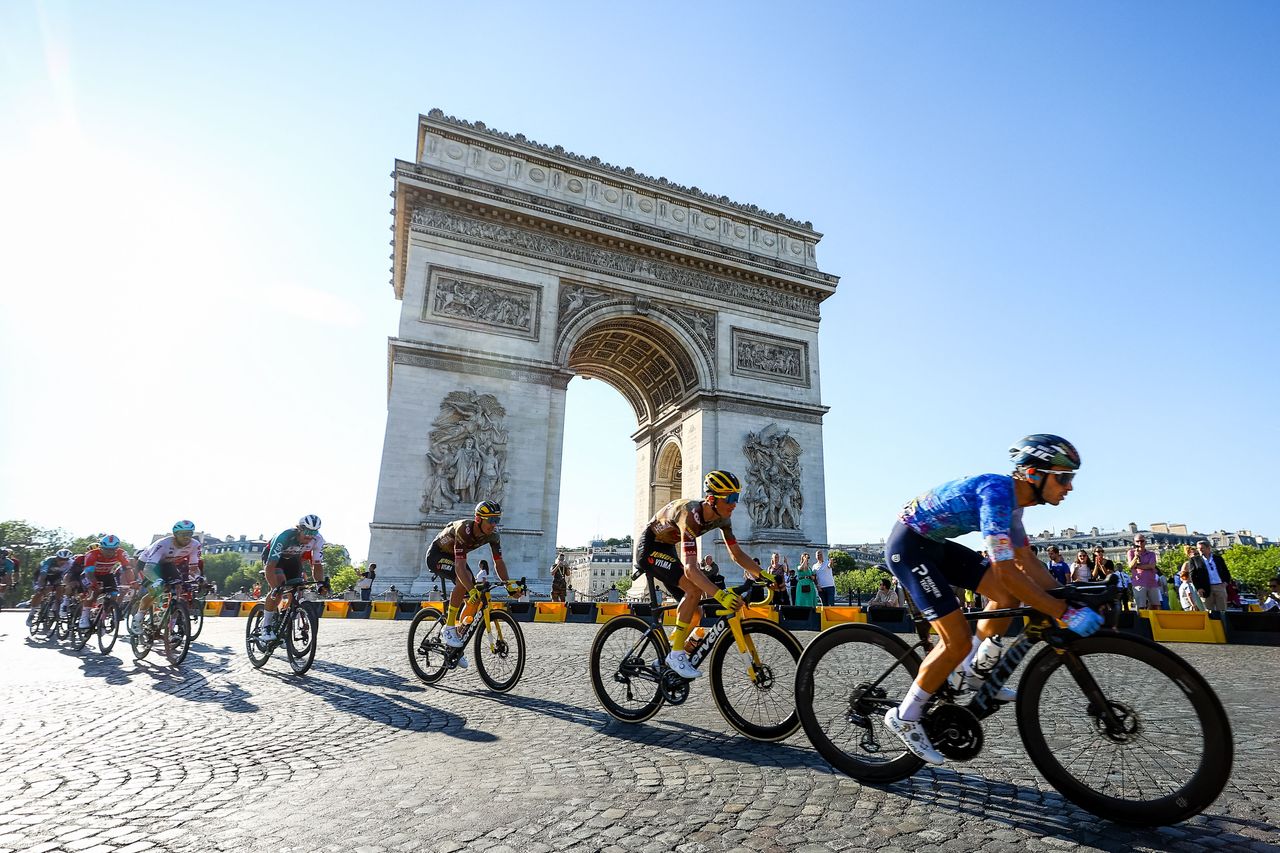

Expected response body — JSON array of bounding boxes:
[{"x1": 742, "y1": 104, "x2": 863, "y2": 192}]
[
  {"x1": 421, "y1": 109, "x2": 817, "y2": 232},
  {"x1": 389, "y1": 338, "x2": 575, "y2": 390}
]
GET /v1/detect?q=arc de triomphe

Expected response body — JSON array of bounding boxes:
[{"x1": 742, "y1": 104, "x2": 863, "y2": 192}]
[{"x1": 368, "y1": 110, "x2": 840, "y2": 593}]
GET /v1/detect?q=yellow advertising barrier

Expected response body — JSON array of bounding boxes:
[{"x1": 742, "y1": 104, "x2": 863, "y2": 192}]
[
  {"x1": 534, "y1": 602, "x2": 567, "y2": 623},
  {"x1": 238, "y1": 601, "x2": 258, "y2": 617},
  {"x1": 742, "y1": 604, "x2": 779, "y2": 623},
  {"x1": 370, "y1": 601, "x2": 397, "y2": 620},
  {"x1": 1145, "y1": 610, "x2": 1226, "y2": 643},
  {"x1": 818, "y1": 606, "x2": 865, "y2": 630},
  {"x1": 203, "y1": 601, "x2": 222, "y2": 617},
  {"x1": 419, "y1": 601, "x2": 444, "y2": 612},
  {"x1": 595, "y1": 603, "x2": 631, "y2": 622},
  {"x1": 322, "y1": 601, "x2": 349, "y2": 619}
]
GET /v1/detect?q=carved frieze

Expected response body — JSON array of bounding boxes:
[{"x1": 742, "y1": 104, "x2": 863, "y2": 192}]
[
  {"x1": 557, "y1": 283, "x2": 614, "y2": 331},
  {"x1": 423, "y1": 266, "x2": 541, "y2": 341},
  {"x1": 731, "y1": 328, "x2": 809, "y2": 387},
  {"x1": 421, "y1": 389, "x2": 511, "y2": 515},
  {"x1": 742, "y1": 424, "x2": 803, "y2": 531},
  {"x1": 411, "y1": 206, "x2": 818, "y2": 318}
]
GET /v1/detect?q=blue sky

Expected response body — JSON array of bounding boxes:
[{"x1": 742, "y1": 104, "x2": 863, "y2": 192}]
[{"x1": 1, "y1": 2, "x2": 1276, "y2": 559}]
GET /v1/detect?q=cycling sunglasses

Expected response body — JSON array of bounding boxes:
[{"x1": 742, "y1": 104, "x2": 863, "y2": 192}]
[
  {"x1": 1038, "y1": 471, "x2": 1076, "y2": 485},
  {"x1": 722, "y1": 492, "x2": 740, "y2": 504}
]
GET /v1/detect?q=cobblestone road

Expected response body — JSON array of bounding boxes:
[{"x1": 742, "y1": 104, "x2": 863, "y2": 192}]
[{"x1": 0, "y1": 612, "x2": 1275, "y2": 853}]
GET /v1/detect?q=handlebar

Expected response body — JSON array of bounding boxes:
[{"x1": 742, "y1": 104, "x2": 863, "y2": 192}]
[{"x1": 1047, "y1": 575, "x2": 1122, "y2": 610}]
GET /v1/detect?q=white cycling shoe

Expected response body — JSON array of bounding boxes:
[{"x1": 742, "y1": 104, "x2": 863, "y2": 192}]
[
  {"x1": 665, "y1": 650, "x2": 702, "y2": 679},
  {"x1": 441, "y1": 626, "x2": 465, "y2": 648},
  {"x1": 883, "y1": 708, "x2": 944, "y2": 765}
]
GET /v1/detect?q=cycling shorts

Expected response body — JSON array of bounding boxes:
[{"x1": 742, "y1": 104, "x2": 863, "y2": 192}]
[
  {"x1": 38, "y1": 571, "x2": 63, "y2": 589},
  {"x1": 145, "y1": 562, "x2": 185, "y2": 587},
  {"x1": 884, "y1": 521, "x2": 989, "y2": 621},
  {"x1": 89, "y1": 573, "x2": 119, "y2": 593},
  {"x1": 425, "y1": 543, "x2": 468, "y2": 581},
  {"x1": 636, "y1": 528, "x2": 686, "y2": 602}
]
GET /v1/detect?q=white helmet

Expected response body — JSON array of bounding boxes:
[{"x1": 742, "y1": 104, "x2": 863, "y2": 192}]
[
  {"x1": 298, "y1": 514, "x2": 322, "y2": 532},
  {"x1": 55, "y1": 548, "x2": 73, "y2": 560}
]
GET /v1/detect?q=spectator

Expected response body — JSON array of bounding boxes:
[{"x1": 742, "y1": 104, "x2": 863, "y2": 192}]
[
  {"x1": 701, "y1": 555, "x2": 726, "y2": 591},
  {"x1": 1127, "y1": 535, "x2": 1160, "y2": 610},
  {"x1": 1177, "y1": 567, "x2": 1205, "y2": 611},
  {"x1": 1045, "y1": 548, "x2": 1070, "y2": 585},
  {"x1": 251, "y1": 581, "x2": 262, "y2": 599},
  {"x1": 868, "y1": 578, "x2": 898, "y2": 607},
  {"x1": 767, "y1": 553, "x2": 790, "y2": 606},
  {"x1": 814, "y1": 549, "x2": 835, "y2": 607},
  {"x1": 357, "y1": 565, "x2": 375, "y2": 602},
  {"x1": 1261, "y1": 577, "x2": 1280, "y2": 612},
  {"x1": 517, "y1": 576, "x2": 531, "y2": 602},
  {"x1": 550, "y1": 553, "x2": 568, "y2": 603},
  {"x1": 1189, "y1": 540, "x2": 1233, "y2": 612},
  {"x1": 1066, "y1": 549, "x2": 1090, "y2": 583},
  {"x1": 793, "y1": 553, "x2": 818, "y2": 607},
  {"x1": 785, "y1": 555, "x2": 798, "y2": 604}
]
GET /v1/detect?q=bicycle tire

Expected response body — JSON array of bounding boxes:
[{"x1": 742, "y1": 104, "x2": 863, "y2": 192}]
[
  {"x1": 56, "y1": 602, "x2": 77, "y2": 642},
  {"x1": 129, "y1": 599, "x2": 153, "y2": 661},
  {"x1": 97, "y1": 601, "x2": 120, "y2": 654},
  {"x1": 285, "y1": 606, "x2": 319, "y2": 675},
  {"x1": 794, "y1": 623, "x2": 926, "y2": 784},
  {"x1": 29, "y1": 599, "x2": 53, "y2": 638},
  {"x1": 709, "y1": 618, "x2": 803, "y2": 741},
  {"x1": 474, "y1": 609, "x2": 526, "y2": 693},
  {"x1": 589, "y1": 615, "x2": 669, "y2": 724},
  {"x1": 163, "y1": 602, "x2": 191, "y2": 666},
  {"x1": 245, "y1": 604, "x2": 273, "y2": 668},
  {"x1": 1016, "y1": 632, "x2": 1233, "y2": 825},
  {"x1": 72, "y1": 607, "x2": 95, "y2": 651},
  {"x1": 406, "y1": 608, "x2": 449, "y2": 684},
  {"x1": 189, "y1": 601, "x2": 205, "y2": 641}
]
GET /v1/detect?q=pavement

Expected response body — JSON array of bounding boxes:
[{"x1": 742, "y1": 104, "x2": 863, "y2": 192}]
[{"x1": 0, "y1": 613, "x2": 1276, "y2": 853}]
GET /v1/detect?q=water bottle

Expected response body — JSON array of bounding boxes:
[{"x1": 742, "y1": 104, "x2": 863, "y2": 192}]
[{"x1": 972, "y1": 636, "x2": 1005, "y2": 676}]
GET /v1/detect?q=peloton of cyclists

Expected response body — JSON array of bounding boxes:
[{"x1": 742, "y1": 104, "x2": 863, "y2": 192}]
[
  {"x1": 881, "y1": 434, "x2": 1104, "y2": 766},
  {"x1": 637, "y1": 469, "x2": 772, "y2": 680},
  {"x1": 26, "y1": 549, "x2": 73, "y2": 627}
]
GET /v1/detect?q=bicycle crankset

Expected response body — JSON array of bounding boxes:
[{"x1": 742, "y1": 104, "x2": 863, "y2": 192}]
[
  {"x1": 659, "y1": 668, "x2": 691, "y2": 705},
  {"x1": 924, "y1": 704, "x2": 984, "y2": 761}
]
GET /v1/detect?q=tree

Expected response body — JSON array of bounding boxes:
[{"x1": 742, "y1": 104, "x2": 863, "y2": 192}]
[
  {"x1": 827, "y1": 549, "x2": 858, "y2": 574},
  {"x1": 1223, "y1": 545, "x2": 1280, "y2": 593},
  {"x1": 329, "y1": 565, "x2": 359, "y2": 594},
  {"x1": 834, "y1": 567, "x2": 888, "y2": 600},
  {"x1": 201, "y1": 553, "x2": 246, "y2": 590},
  {"x1": 322, "y1": 544, "x2": 352, "y2": 572},
  {"x1": 614, "y1": 576, "x2": 633, "y2": 595},
  {"x1": 1157, "y1": 547, "x2": 1189, "y2": 580}
]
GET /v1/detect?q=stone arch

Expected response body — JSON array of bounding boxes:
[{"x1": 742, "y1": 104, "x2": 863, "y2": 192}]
[
  {"x1": 652, "y1": 435, "x2": 683, "y2": 510},
  {"x1": 557, "y1": 307, "x2": 707, "y2": 426}
]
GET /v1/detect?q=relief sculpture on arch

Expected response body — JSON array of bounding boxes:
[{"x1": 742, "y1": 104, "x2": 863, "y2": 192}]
[{"x1": 420, "y1": 389, "x2": 510, "y2": 516}]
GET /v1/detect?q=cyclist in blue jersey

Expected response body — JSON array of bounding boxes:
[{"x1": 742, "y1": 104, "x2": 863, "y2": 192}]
[
  {"x1": 259, "y1": 515, "x2": 328, "y2": 642},
  {"x1": 882, "y1": 434, "x2": 1103, "y2": 765},
  {"x1": 26, "y1": 549, "x2": 73, "y2": 626}
]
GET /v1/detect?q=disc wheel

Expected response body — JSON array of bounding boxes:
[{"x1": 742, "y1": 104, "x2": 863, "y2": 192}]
[
  {"x1": 406, "y1": 608, "x2": 449, "y2": 684},
  {"x1": 1016, "y1": 633, "x2": 1234, "y2": 825},
  {"x1": 163, "y1": 602, "x2": 191, "y2": 666},
  {"x1": 97, "y1": 601, "x2": 120, "y2": 654},
  {"x1": 285, "y1": 606, "x2": 319, "y2": 675},
  {"x1": 589, "y1": 615, "x2": 669, "y2": 724},
  {"x1": 474, "y1": 610, "x2": 526, "y2": 693},
  {"x1": 245, "y1": 603, "x2": 274, "y2": 668},
  {"x1": 708, "y1": 619, "x2": 803, "y2": 741},
  {"x1": 794, "y1": 623, "x2": 926, "y2": 784}
]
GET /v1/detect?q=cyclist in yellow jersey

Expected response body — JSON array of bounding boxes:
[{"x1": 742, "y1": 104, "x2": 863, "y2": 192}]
[{"x1": 638, "y1": 470, "x2": 771, "y2": 679}]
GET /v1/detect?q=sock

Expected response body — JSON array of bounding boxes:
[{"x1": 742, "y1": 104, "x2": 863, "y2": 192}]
[
  {"x1": 262, "y1": 611, "x2": 276, "y2": 628},
  {"x1": 669, "y1": 620, "x2": 692, "y2": 651},
  {"x1": 446, "y1": 605, "x2": 460, "y2": 628},
  {"x1": 897, "y1": 682, "x2": 933, "y2": 722}
]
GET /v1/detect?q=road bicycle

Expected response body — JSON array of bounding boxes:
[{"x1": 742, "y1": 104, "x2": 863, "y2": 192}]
[
  {"x1": 129, "y1": 578, "x2": 193, "y2": 666},
  {"x1": 407, "y1": 575, "x2": 526, "y2": 692},
  {"x1": 71, "y1": 584, "x2": 122, "y2": 655},
  {"x1": 590, "y1": 571, "x2": 802, "y2": 741},
  {"x1": 27, "y1": 585, "x2": 65, "y2": 639},
  {"x1": 180, "y1": 575, "x2": 211, "y2": 641},
  {"x1": 245, "y1": 579, "x2": 321, "y2": 675},
  {"x1": 794, "y1": 579, "x2": 1233, "y2": 825}
]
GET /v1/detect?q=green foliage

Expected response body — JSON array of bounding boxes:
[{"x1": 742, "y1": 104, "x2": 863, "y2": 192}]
[
  {"x1": 1223, "y1": 545, "x2": 1280, "y2": 592},
  {"x1": 201, "y1": 553, "x2": 246, "y2": 590},
  {"x1": 827, "y1": 549, "x2": 858, "y2": 574},
  {"x1": 0, "y1": 520, "x2": 133, "y2": 601},
  {"x1": 329, "y1": 565, "x2": 359, "y2": 594},
  {"x1": 1157, "y1": 547, "x2": 1191, "y2": 579},
  {"x1": 322, "y1": 544, "x2": 352, "y2": 572},
  {"x1": 614, "y1": 576, "x2": 633, "y2": 595},
  {"x1": 834, "y1": 567, "x2": 888, "y2": 598}
]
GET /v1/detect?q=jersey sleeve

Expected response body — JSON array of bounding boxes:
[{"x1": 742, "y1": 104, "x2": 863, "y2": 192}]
[
  {"x1": 489, "y1": 533, "x2": 502, "y2": 558},
  {"x1": 139, "y1": 539, "x2": 165, "y2": 564},
  {"x1": 720, "y1": 522, "x2": 736, "y2": 546},
  {"x1": 310, "y1": 534, "x2": 325, "y2": 565},
  {"x1": 265, "y1": 531, "x2": 290, "y2": 563},
  {"x1": 976, "y1": 477, "x2": 1018, "y2": 562}
]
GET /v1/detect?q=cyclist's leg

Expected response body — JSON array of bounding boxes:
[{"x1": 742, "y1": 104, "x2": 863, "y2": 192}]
[{"x1": 447, "y1": 561, "x2": 474, "y2": 627}]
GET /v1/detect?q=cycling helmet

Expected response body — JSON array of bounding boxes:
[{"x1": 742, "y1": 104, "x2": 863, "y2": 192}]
[
  {"x1": 474, "y1": 500, "x2": 502, "y2": 520},
  {"x1": 703, "y1": 470, "x2": 741, "y2": 498},
  {"x1": 100, "y1": 534, "x2": 121, "y2": 550},
  {"x1": 54, "y1": 548, "x2": 73, "y2": 560},
  {"x1": 298, "y1": 514, "x2": 322, "y2": 532},
  {"x1": 1009, "y1": 435, "x2": 1081, "y2": 472},
  {"x1": 172, "y1": 519, "x2": 196, "y2": 534}
]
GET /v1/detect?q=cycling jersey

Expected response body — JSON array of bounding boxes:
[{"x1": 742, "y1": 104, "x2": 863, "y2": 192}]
[
  {"x1": 0, "y1": 558, "x2": 14, "y2": 575},
  {"x1": 139, "y1": 535, "x2": 202, "y2": 573},
  {"x1": 263, "y1": 529, "x2": 326, "y2": 566},
  {"x1": 898, "y1": 474, "x2": 1028, "y2": 562},
  {"x1": 432, "y1": 519, "x2": 502, "y2": 565},
  {"x1": 636, "y1": 499, "x2": 736, "y2": 601},
  {"x1": 84, "y1": 547, "x2": 131, "y2": 576},
  {"x1": 36, "y1": 556, "x2": 67, "y2": 583},
  {"x1": 65, "y1": 555, "x2": 86, "y2": 582}
]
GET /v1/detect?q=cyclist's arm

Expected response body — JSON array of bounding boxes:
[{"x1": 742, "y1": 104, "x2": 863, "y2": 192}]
[
  {"x1": 725, "y1": 539, "x2": 763, "y2": 580},
  {"x1": 492, "y1": 553, "x2": 510, "y2": 583},
  {"x1": 676, "y1": 527, "x2": 718, "y2": 597},
  {"x1": 987, "y1": 558, "x2": 1067, "y2": 620}
]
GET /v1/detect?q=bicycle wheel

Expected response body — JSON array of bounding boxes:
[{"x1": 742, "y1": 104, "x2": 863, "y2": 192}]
[
  {"x1": 129, "y1": 602, "x2": 154, "y2": 661},
  {"x1": 406, "y1": 608, "x2": 449, "y2": 684},
  {"x1": 163, "y1": 602, "x2": 191, "y2": 666},
  {"x1": 28, "y1": 600, "x2": 51, "y2": 638},
  {"x1": 794, "y1": 623, "x2": 926, "y2": 784},
  {"x1": 285, "y1": 606, "x2": 319, "y2": 675},
  {"x1": 72, "y1": 608, "x2": 95, "y2": 651},
  {"x1": 97, "y1": 601, "x2": 120, "y2": 654},
  {"x1": 589, "y1": 615, "x2": 668, "y2": 724},
  {"x1": 709, "y1": 619, "x2": 803, "y2": 741},
  {"x1": 1016, "y1": 633, "x2": 1233, "y2": 825},
  {"x1": 245, "y1": 604, "x2": 273, "y2": 668},
  {"x1": 188, "y1": 600, "x2": 205, "y2": 641},
  {"x1": 56, "y1": 602, "x2": 76, "y2": 642},
  {"x1": 474, "y1": 609, "x2": 526, "y2": 693}
]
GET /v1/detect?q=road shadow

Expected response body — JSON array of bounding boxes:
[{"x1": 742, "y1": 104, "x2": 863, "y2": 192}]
[{"x1": 312, "y1": 659, "x2": 426, "y2": 693}]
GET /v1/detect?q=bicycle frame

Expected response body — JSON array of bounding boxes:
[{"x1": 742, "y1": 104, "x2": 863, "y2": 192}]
[{"x1": 634, "y1": 569, "x2": 774, "y2": 674}]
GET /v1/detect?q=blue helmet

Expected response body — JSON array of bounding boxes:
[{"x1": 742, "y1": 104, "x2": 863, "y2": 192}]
[
  {"x1": 172, "y1": 519, "x2": 196, "y2": 534},
  {"x1": 100, "y1": 534, "x2": 121, "y2": 550}
]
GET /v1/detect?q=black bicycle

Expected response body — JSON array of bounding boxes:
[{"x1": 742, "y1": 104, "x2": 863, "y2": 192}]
[
  {"x1": 407, "y1": 576, "x2": 526, "y2": 692},
  {"x1": 794, "y1": 580, "x2": 1233, "y2": 825},
  {"x1": 26, "y1": 587, "x2": 64, "y2": 639},
  {"x1": 590, "y1": 571, "x2": 802, "y2": 741},
  {"x1": 71, "y1": 585, "x2": 122, "y2": 655},
  {"x1": 245, "y1": 579, "x2": 320, "y2": 675},
  {"x1": 129, "y1": 579, "x2": 193, "y2": 666}
]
